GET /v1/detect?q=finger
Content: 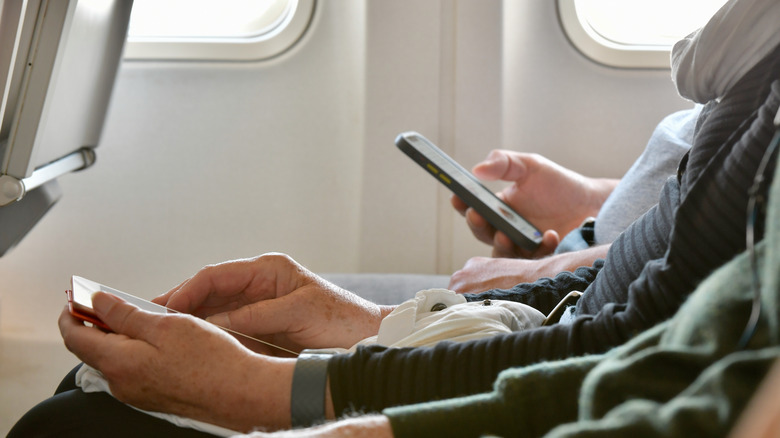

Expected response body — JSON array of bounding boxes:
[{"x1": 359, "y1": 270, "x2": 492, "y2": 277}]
[
  {"x1": 92, "y1": 292, "x2": 157, "y2": 341},
  {"x1": 516, "y1": 230, "x2": 560, "y2": 259},
  {"x1": 534, "y1": 230, "x2": 560, "y2": 258},
  {"x1": 491, "y1": 231, "x2": 520, "y2": 258},
  {"x1": 59, "y1": 305, "x2": 109, "y2": 352},
  {"x1": 494, "y1": 229, "x2": 560, "y2": 259},
  {"x1": 152, "y1": 277, "x2": 190, "y2": 305},
  {"x1": 205, "y1": 295, "x2": 297, "y2": 338},
  {"x1": 472, "y1": 149, "x2": 524, "y2": 181},
  {"x1": 59, "y1": 304, "x2": 137, "y2": 369},
  {"x1": 472, "y1": 150, "x2": 530, "y2": 183},
  {"x1": 164, "y1": 260, "x2": 257, "y2": 313},
  {"x1": 471, "y1": 150, "x2": 509, "y2": 180},
  {"x1": 447, "y1": 257, "x2": 485, "y2": 293},
  {"x1": 465, "y1": 208, "x2": 495, "y2": 245},
  {"x1": 451, "y1": 195, "x2": 468, "y2": 216}
]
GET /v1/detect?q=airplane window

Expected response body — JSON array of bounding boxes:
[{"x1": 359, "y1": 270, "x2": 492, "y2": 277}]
[
  {"x1": 577, "y1": 0, "x2": 727, "y2": 46},
  {"x1": 559, "y1": 0, "x2": 728, "y2": 68},
  {"x1": 123, "y1": 0, "x2": 315, "y2": 61}
]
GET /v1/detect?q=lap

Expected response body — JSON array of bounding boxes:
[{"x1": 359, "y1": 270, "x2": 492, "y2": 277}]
[{"x1": 8, "y1": 366, "x2": 217, "y2": 438}]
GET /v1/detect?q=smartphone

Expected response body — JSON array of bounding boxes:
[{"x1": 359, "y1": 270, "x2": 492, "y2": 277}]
[
  {"x1": 395, "y1": 131, "x2": 542, "y2": 251},
  {"x1": 65, "y1": 276, "x2": 299, "y2": 355},
  {"x1": 67, "y1": 275, "x2": 174, "y2": 330}
]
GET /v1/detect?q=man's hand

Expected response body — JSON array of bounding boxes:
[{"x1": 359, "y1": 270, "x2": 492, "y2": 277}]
[
  {"x1": 452, "y1": 150, "x2": 618, "y2": 258},
  {"x1": 449, "y1": 244, "x2": 611, "y2": 294},
  {"x1": 59, "y1": 292, "x2": 295, "y2": 432},
  {"x1": 154, "y1": 253, "x2": 395, "y2": 354},
  {"x1": 448, "y1": 257, "x2": 546, "y2": 293}
]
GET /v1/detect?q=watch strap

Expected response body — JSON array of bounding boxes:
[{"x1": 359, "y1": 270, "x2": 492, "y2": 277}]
[{"x1": 290, "y1": 350, "x2": 333, "y2": 428}]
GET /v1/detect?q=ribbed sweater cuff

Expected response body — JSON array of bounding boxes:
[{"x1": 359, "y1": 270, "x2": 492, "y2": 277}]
[
  {"x1": 384, "y1": 356, "x2": 599, "y2": 438},
  {"x1": 384, "y1": 391, "x2": 504, "y2": 438}
]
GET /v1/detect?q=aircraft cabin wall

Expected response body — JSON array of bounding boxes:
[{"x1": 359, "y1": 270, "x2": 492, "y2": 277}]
[{"x1": 0, "y1": 0, "x2": 692, "y2": 340}]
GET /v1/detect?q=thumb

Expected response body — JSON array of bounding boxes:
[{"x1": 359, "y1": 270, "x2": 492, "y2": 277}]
[
  {"x1": 472, "y1": 150, "x2": 528, "y2": 182},
  {"x1": 534, "y1": 230, "x2": 561, "y2": 258},
  {"x1": 92, "y1": 292, "x2": 154, "y2": 340}
]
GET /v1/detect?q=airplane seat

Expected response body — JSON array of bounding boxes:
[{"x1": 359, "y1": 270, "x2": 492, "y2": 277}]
[
  {"x1": 0, "y1": 0, "x2": 133, "y2": 256},
  {"x1": 322, "y1": 273, "x2": 450, "y2": 305}
]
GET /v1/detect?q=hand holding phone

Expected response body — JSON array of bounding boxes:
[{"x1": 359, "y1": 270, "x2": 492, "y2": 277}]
[
  {"x1": 66, "y1": 276, "x2": 173, "y2": 330},
  {"x1": 395, "y1": 131, "x2": 543, "y2": 251},
  {"x1": 66, "y1": 275, "x2": 299, "y2": 356}
]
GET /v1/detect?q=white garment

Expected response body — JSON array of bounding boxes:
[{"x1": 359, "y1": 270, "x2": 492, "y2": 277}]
[
  {"x1": 353, "y1": 289, "x2": 545, "y2": 349},
  {"x1": 594, "y1": 106, "x2": 699, "y2": 245},
  {"x1": 671, "y1": 0, "x2": 780, "y2": 103},
  {"x1": 76, "y1": 365, "x2": 240, "y2": 437}
]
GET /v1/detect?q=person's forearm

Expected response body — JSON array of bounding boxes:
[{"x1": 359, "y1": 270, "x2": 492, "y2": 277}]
[
  {"x1": 449, "y1": 245, "x2": 609, "y2": 294},
  {"x1": 541, "y1": 244, "x2": 610, "y2": 277}
]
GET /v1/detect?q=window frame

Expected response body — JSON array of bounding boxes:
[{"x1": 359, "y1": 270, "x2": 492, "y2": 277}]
[
  {"x1": 557, "y1": 0, "x2": 674, "y2": 69},
  {"x1": 122, "y1": 0, "x2": 316, "y2": 62}
]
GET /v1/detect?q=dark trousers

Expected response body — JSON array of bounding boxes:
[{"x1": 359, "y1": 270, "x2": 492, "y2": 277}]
[{"x1": 7, "y1": 364, "x2": 218, "y2": 438}]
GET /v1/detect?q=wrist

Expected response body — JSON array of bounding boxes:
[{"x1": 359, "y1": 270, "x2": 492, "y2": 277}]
[
  {"x1": 379, "y1": 304, "x2": 398, "y2": 319},
  {"x1": 216, "y1": 355, "x2": 295, "y2": 432},
  {"x1": 583, "y1": 177, "x2": 619, "y2": 217}
]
